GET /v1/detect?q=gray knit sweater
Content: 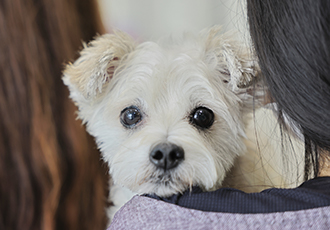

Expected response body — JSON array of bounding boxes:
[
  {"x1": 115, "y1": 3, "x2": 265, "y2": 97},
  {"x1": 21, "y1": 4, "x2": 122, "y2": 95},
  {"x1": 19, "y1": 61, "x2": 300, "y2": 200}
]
[{"x1": 108, "y1": 195, "x2": 330, "y2": 230}]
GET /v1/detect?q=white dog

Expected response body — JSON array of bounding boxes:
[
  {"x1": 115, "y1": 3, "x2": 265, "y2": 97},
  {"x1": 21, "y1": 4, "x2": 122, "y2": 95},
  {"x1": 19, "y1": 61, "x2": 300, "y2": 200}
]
[{"x1": 63, "y1": 26, "x2": 276, "y2": 217}]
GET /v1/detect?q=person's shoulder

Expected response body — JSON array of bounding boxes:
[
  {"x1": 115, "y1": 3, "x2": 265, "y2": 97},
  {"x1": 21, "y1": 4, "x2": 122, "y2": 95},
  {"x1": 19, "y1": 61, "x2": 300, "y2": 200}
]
[
  {"x1": 139, "y1": 177, "x2": 330, "y2": 214},
  {"x1": 109, "y1": 195, "x2": 330, "y2": 230}
]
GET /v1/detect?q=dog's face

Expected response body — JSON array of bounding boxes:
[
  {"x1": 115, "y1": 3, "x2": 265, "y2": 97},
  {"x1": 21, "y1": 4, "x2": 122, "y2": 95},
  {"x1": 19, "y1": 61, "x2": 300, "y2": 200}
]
[{"x1": 63, "y1": 26, "x2": 262, "y2": 196}]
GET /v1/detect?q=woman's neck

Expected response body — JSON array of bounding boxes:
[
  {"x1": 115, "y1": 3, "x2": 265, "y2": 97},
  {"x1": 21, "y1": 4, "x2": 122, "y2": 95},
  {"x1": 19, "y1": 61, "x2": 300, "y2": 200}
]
[{"x1": 318, "y1": 153, "x2": 330, "y2": 177}]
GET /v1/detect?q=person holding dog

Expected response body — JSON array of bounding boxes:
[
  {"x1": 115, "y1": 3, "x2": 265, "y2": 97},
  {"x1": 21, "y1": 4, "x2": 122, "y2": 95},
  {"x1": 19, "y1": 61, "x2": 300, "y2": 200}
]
[{"x1": 109, "y1": 1, "x2": 330, "y2": 229}]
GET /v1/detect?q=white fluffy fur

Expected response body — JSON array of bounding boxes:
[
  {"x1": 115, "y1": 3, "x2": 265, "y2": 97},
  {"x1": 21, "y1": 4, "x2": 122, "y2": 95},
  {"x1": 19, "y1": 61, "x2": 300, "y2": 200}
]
[
  {"x1": 63, "y1": 26, "x2": 263, "y2": 198},
  {"x1": 63, "y1": 26, "x2": 307, "y2": 222}
]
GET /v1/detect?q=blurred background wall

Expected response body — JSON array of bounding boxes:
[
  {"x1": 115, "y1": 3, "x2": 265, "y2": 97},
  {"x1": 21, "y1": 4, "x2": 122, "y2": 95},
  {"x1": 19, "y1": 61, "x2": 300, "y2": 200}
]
[{"x1": 98, "y1": 0, "x2": 248, "y2": 42}]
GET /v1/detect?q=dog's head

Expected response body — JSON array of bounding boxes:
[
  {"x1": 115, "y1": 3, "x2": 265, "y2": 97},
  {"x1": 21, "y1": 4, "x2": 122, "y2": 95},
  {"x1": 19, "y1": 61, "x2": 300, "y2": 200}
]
[{"x1": 63, "y1": 26, "x2": 263, "y2": 196}]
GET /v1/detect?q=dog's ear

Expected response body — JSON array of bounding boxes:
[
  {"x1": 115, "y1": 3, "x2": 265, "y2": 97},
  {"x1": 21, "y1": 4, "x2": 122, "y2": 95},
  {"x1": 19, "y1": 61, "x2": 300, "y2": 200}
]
[
  {"x1": 63, "y1": 31, "x2": 136, "y2": 105},
  {"x1": 203, "y1": 26, "x2": 265, "y2": 107}
]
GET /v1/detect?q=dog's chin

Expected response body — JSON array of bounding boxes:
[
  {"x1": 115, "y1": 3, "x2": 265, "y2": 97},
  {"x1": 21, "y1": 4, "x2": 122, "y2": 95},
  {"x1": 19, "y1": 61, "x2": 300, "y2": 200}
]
[
  {"x1": 127, "y1": 171, "x2": 192, "y2": 197},
  {"x1": 146, "y1": 182, "x2": 190, "y2": 197}
]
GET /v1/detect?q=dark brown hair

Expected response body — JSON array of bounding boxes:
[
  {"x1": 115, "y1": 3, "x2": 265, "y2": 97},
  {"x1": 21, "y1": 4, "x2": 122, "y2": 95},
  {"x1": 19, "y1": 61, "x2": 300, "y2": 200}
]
[
  {"x1": 0, "y1": 0, "x2": 108, "y2": 229},
  {"x1": 247, "y1": 0, "x2": 330, "y2": 179}
]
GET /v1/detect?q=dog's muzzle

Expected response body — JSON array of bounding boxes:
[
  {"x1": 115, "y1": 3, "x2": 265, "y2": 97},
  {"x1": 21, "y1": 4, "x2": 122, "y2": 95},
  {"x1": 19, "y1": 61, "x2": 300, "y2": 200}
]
[{"x1": 149, "y1": 143, "x2": 184, "y2": 171}]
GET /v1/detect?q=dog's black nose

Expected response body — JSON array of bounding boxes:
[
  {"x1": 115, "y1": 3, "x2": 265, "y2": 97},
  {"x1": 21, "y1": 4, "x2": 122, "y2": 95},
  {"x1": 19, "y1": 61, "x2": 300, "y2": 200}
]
[{"x1": 149, "y1": 143, "x2": 184, "y2": 170}]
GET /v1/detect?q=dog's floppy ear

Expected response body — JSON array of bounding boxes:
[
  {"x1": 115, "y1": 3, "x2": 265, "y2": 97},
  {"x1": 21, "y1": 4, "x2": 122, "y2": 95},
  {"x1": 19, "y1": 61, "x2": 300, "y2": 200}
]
[
  {"x1": 63, "y1": 31, "x2": 136, "y2": 105},
  {"x1": 203, "y1": 26, "x2": 265, "y2": 106}
]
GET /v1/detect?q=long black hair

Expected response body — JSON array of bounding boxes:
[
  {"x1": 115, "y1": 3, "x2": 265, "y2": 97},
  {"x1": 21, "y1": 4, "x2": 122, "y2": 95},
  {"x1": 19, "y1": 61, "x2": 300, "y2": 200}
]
[{"x1": 247, "y1": 0, "x2": 330, "y2": 179}]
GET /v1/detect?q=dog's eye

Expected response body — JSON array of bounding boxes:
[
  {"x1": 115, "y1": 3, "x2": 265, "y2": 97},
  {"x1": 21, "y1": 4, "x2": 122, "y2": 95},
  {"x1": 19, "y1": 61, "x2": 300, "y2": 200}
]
[
  {"x1": 190, "y1": 107, "x2": 214, "y2": 130},
  {"x1": 120, "y1": 106, "x2": 142, "y2": 128}
]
